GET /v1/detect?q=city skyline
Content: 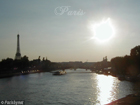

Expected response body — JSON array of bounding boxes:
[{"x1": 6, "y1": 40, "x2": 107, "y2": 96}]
[{"x1": 0, "y1": 0, "x2": 140, "y2": 62}]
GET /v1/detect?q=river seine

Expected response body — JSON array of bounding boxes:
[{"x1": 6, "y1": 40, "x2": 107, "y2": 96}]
[{"x1": 0, "y1": 69, "x2": 140, "y2": 105}]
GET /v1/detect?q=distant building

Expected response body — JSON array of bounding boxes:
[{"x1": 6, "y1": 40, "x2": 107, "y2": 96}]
[
  {"x1": 15, "y1": 34, "x2": 21, "y2": 60},
  {"x1": 102, "y1": 56, "x2": 108, "y2": 68}
]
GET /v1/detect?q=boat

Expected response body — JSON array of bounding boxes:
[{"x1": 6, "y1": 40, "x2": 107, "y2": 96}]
[{"x1": 53, "y1": 71, "x2": 66, "y2": 75}]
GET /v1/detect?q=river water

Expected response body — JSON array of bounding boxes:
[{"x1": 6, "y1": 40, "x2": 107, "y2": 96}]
[{"x1": 0, "y1": 69, "x2": 140, "y2": 105}]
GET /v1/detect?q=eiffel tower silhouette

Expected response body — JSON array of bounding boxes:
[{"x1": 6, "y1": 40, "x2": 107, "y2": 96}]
[{"x1": 15, "y1": 34, "x2": 21, "y2": 60}]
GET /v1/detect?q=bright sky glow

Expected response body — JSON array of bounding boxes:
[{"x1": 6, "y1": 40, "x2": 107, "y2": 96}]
[{"x1": 0, "y1": 0, "x2": 140, "y2": 62}]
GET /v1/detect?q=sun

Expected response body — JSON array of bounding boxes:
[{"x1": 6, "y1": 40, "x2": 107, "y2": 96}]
[{"x1": 91, "y1": 18, "x2": 115, "y2": 42}]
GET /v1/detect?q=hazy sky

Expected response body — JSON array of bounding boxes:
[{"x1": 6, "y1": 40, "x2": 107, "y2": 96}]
[{"x1": 0, "y1": 0, "x2": 140, "y2": 62}]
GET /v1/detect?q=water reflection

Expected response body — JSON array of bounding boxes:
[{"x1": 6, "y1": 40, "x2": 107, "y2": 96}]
[
  {"x1": 0, "y1": 70, "x2": 138, "y2": 105},
  {"x1": 95, "y1": 75, "x2": 119, "y2": 105}
]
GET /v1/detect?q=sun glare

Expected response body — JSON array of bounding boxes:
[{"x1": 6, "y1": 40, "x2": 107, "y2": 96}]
[{"x1": 90, "y1": 18, "x2": 115, "y2": 43}]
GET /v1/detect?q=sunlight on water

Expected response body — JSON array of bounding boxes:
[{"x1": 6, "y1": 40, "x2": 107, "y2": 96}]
[
  {"x1": 96, "y1": 75, "x2": 117, "y2": 105},
  {"x1": 0, "y1": 70, "x2": 138, "y2": 105}
]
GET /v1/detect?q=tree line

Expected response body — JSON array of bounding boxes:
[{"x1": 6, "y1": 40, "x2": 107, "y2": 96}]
[
  {"x1": 111, "y1": 45, "x2": 140, "y2": 77},
  {"x1": 1, "y1": 45, "x2": 140, "y2": 77},
  {"x1": 0, "y1": 56, "x2": 59, "y2": 74}
]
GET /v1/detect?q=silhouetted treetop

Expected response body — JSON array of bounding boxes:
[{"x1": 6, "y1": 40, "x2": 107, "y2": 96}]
[{"x1": 130, "y1": 45, "x2": 140, "y2": 57}]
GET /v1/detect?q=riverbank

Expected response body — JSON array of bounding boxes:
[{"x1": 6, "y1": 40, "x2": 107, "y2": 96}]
[
  {"x1": 0, "y1": 70, "x2": 42, "y2": 78},
  {"x1": 106, "y1": 93, "x2": 140, "y2": 105},
  {"x1": 94, "y1": 69, "x2": 140, "y2": 82}
]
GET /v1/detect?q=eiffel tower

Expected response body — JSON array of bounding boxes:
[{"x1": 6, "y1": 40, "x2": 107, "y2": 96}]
[{"x1": 15, "y1": 34, "x2": 21, "y2": 60}]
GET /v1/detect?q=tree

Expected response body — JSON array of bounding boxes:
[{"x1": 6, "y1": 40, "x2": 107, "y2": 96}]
[
  {"x1": 130, "y1": 45, "x2": 140, "y2": 57},
  {"x1": 111, "y1": 57, "x2": 125, "y2": 74},
  {"x1": 0, "y1": 58, "x2": 14, "y2": 73},
  {"x1": 21, "y1": 55, "x2": 29, "y2": 68}
]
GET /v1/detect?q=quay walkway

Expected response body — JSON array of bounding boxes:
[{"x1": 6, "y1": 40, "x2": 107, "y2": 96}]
[{"x1": 106, "y1": 93, "x2": 140, "y2": 105}]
